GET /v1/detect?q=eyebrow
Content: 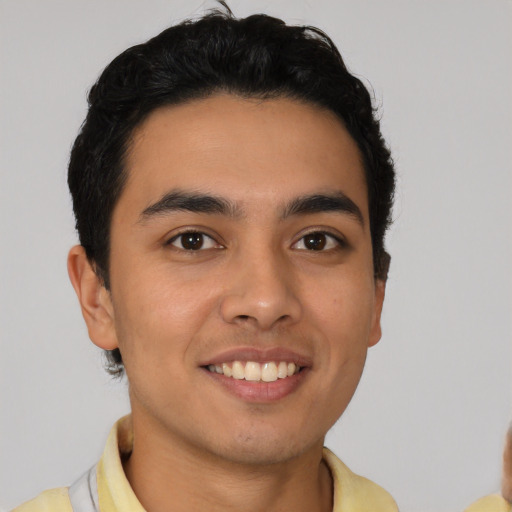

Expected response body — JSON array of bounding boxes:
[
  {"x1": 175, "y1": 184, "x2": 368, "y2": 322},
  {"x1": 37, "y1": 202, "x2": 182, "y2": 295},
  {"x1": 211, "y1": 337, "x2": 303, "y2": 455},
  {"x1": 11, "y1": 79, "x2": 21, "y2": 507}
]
[
  {"x1": 139, "y1": 189, "x2": 364, "y2": 226},
  {"x1": 139, "y1": 190, "x2": 241, "y2": 221},
  {"x1": 282, "y1": 192, "x2": 364, "y2": 226}
]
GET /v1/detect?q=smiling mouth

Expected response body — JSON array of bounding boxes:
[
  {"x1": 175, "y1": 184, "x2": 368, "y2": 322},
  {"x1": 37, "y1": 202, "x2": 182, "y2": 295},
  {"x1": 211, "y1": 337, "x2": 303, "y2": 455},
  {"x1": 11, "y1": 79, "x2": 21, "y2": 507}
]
[{"x1": 205, "y1": 361, "x2": 302, "y2": 382}]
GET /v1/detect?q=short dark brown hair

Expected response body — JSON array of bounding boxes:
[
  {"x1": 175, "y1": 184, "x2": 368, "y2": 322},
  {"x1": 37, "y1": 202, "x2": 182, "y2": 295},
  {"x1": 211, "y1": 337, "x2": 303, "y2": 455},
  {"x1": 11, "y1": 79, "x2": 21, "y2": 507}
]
[{"x1": 68, "y1": 7, "x2": 395, "y2": 375}]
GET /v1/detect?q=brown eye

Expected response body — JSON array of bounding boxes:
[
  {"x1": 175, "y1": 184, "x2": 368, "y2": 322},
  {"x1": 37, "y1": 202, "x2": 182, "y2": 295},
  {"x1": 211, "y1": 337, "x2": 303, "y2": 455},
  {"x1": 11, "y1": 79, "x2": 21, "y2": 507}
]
[
  {"x1": 304, "y1": 233, "x2": 327, "y2": 250},
  {"x1": 292, "y1": 232, "x2": 342, "y2": 251},
  {"x1": 181, "y1": 233, "x2": 204, "y2": 250},
  {"x1": 169, "y1": 232, "x2": 218, "y2": 251}
]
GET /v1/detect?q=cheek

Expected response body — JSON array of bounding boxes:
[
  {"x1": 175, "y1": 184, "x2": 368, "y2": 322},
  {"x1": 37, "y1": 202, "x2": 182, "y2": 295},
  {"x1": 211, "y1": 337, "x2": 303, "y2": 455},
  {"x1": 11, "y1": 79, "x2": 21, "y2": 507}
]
[
  {"x1": 110, "y1": 265, "x2": 220, "y2": 362},
  {"x1": 305, "y1": 270, "x2": 376, "y2": 339},
  {"x1": 301, "y1": 270, "x2": 376, "y2": 397}
]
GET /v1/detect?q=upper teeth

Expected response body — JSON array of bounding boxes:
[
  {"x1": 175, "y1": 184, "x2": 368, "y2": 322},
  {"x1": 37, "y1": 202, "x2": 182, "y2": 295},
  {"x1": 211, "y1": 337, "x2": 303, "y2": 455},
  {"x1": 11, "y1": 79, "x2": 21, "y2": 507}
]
[{"x1": 207, "y1": 361, "x2": 299, "y2": 382}]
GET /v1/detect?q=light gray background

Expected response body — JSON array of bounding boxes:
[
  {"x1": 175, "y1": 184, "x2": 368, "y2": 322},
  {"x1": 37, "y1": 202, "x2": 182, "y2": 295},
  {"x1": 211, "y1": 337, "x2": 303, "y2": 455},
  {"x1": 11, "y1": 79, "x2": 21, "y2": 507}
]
[{"x1": 1, "y1": 1, "x2": 511, "y2": 511}]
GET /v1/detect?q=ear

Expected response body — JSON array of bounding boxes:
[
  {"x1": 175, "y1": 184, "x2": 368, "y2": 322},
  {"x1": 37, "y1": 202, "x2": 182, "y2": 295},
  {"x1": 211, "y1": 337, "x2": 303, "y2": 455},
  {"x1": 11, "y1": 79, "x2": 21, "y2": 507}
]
[
  {"x1": 368, "y1": 277, "x2": 386, "y2": 348},
  {"x1": 67, "y1": 245, "x2": 119, "y2": 350}
]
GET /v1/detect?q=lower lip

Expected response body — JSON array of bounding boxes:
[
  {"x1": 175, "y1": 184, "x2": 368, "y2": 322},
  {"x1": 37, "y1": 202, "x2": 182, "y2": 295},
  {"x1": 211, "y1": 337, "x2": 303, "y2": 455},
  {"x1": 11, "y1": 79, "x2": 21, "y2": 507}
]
[{"x1": 202, "y1": 368, "x2": 309, "y2": 403}]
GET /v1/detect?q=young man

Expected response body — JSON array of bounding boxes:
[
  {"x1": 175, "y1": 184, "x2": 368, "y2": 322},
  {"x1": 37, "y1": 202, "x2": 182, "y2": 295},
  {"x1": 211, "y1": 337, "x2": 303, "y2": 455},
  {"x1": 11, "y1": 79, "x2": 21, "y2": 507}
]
[{"x1": 15, "y1": 7, "x2": 397, "y2": 512}]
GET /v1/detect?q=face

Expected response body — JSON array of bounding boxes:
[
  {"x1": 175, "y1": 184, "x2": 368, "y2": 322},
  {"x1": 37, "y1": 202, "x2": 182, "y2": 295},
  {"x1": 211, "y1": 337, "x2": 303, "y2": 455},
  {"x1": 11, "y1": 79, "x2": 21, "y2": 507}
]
[{"x1": 75, "y1": 94, "x2": 385, "y2": 465}]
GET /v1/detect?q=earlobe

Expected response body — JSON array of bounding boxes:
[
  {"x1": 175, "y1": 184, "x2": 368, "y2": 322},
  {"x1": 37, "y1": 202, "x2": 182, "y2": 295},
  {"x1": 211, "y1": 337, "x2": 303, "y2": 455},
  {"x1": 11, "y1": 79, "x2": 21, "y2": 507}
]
[
  {"x1": 67, "y1": 245, "x2": 119, "y2": 350},
  {"x1": 368, "y1": 278, "x2": 386, "y2": 348}
]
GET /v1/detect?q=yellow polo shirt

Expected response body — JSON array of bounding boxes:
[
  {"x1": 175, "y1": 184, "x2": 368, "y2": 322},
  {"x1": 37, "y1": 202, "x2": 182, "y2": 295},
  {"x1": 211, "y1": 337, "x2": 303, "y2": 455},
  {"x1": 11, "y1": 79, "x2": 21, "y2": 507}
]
[{"x1": 13, "y1": 416, "x2": 398, "y2": 512}]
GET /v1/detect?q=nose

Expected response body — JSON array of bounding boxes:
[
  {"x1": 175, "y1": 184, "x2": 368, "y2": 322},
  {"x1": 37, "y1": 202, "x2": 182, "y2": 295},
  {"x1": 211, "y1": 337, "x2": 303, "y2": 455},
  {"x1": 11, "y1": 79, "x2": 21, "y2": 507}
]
[{"x1": 219, "y1": 248, "x2": 302, "y2": 331}]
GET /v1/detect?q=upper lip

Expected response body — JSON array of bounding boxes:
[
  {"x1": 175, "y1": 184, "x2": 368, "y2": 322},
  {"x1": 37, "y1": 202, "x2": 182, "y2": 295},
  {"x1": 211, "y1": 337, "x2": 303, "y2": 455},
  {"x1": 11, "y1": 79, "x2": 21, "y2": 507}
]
[{"x1": 199, "y1": 347, "x2": 313, "y2": 368}]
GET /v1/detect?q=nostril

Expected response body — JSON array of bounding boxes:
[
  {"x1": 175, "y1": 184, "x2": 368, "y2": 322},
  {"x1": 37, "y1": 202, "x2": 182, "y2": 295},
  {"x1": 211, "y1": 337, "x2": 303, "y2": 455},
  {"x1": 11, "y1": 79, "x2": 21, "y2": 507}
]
[{"x1": 238, "y1": 315, "x2": 249, "y2": 320}]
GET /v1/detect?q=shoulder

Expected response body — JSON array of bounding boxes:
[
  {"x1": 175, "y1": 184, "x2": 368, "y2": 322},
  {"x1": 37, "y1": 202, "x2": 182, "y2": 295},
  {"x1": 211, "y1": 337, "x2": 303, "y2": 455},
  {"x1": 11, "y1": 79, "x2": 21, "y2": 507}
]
[
  {"x1": 11, "y1": 487, "x2": 72, "y2": 512},
  {"x1": 464, "y1": 494, "x2": 511, "y2": 512},
  {"x1": 323, "y1": 448, "x2": 398, "y2": 512}
]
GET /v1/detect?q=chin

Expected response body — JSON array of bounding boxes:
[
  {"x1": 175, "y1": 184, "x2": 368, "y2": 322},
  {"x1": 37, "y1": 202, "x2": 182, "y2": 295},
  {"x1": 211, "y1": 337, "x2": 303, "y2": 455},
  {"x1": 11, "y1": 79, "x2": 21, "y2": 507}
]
[{"x1": 207, "y1": 424, "x2": 325, "y2": 466}]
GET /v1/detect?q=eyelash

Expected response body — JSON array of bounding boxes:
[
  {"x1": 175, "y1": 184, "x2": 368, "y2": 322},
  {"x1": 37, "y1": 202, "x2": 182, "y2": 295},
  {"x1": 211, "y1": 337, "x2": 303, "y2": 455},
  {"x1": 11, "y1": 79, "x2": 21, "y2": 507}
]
[{"x1": 165, "y1": 229, "x2": 346, "y2": 252}]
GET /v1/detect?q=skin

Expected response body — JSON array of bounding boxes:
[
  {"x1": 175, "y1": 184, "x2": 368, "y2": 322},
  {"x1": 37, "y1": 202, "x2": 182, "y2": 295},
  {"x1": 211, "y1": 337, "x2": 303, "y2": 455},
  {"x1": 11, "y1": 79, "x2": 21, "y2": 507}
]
[{"x1": 68, "y1": 94, "x2": 386, "y2": 512}]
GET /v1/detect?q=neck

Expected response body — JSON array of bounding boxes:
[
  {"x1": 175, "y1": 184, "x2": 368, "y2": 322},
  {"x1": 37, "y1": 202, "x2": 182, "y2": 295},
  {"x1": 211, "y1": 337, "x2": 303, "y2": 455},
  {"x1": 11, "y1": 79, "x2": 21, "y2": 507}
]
[{"x1": 123, "y1": 413, "x2": 333, "y2": 512}]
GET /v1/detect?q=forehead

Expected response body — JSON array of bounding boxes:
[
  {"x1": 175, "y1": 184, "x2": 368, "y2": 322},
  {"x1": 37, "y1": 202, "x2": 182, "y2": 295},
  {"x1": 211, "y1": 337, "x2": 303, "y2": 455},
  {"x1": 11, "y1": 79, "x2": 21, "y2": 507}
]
[{"x1": 121, "y1": 94, "x2": 368, "y2": 218}]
